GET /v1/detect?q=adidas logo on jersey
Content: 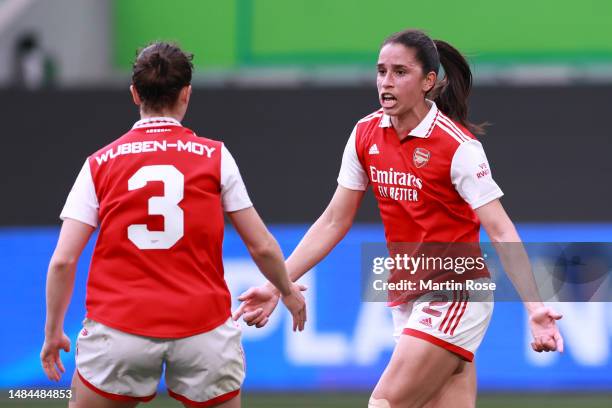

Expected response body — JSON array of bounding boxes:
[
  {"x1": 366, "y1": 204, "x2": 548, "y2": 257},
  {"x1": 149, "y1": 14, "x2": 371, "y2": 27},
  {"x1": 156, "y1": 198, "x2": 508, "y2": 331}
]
[
  {"x1": 419, "y1": 317, "x2": 432, "y2": 328},
  {"x1": 369, "y1": 144, "x2": 380, "y2": 155}
]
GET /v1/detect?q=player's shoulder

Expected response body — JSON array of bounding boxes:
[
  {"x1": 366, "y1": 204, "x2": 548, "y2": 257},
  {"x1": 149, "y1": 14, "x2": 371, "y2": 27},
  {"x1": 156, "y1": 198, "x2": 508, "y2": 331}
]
[
  {"x1": 433, "y1": 111, "x2": 478, "y2": 147},
  {"x1": 353, "y1": 108, "x2": 384, "y2": 137},
  {"x1": 183, "y1": 128, "x2": 225, "y2": 162},
  {"x1": 183, "y1": 127, "x2": 223, "y2": 147},
  {"x1": 356, "y1": 108, "x2": 384, "y2": 126}
]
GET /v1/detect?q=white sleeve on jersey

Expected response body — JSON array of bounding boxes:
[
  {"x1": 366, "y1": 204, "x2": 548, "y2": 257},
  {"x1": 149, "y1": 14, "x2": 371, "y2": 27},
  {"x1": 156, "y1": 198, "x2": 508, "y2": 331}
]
[
  {"x1": 451, "y1": 140, "x2": 504, "y2": 209},
  {"x1": 60, "y1": 160, "x2": 99, "y2": 227},
  {"x1": 221, "y1": 144, "x2": 253, "y2": 212},
  {"x1": 337, "y1": 126, "x2": 369, "y2": 191}
]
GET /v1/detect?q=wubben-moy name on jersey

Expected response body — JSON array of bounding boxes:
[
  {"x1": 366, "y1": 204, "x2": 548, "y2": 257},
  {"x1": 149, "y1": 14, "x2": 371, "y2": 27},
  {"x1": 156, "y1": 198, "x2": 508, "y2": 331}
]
[{"x1": 94, "y1": 139, "x2": 216, "y2": 165}]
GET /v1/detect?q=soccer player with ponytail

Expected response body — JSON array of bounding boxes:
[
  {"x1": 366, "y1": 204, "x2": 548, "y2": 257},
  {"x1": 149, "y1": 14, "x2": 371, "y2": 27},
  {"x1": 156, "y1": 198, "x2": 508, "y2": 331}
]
[{"x1": 235, "y1": 29, "x2": 563, "y2": 407}]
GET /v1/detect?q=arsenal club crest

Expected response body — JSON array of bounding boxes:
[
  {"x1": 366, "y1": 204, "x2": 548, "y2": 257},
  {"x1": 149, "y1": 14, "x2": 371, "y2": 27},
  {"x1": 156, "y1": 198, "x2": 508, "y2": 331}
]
[{"x1": 413, "y1": 147, "x2": 430, "y2": 168}]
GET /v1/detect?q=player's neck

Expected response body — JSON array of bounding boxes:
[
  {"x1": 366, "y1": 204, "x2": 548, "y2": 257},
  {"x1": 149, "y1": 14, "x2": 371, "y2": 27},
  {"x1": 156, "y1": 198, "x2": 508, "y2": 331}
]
[
  {"x1": 139, "y1": 109, "x2": 184, "y2": 123},
  {"x1": 390, "y1": 100, "x2": 430, "y2": 139}
]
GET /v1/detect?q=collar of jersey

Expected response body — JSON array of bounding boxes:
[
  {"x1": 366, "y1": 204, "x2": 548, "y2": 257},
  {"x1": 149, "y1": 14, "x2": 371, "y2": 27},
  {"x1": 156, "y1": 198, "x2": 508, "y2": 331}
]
[
  {"x1": 379, "y1": 100, "x2": 438, "y2": 138},
  {"x1": 132, "y1": 116, "x2": 182, "y2": 129}
]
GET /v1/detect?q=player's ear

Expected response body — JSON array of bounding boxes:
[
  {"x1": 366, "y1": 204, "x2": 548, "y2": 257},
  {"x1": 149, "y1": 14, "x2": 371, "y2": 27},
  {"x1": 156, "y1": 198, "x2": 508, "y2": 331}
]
[
  {"x1": 130, "y1": 85, "x2": 142, "y2": 107},
  {"x1": 180, "y1": 85, "x2": 192, "y2": 105},
  {"x1": 423, "y1": 71, "x2": 436, "y2": 93}
]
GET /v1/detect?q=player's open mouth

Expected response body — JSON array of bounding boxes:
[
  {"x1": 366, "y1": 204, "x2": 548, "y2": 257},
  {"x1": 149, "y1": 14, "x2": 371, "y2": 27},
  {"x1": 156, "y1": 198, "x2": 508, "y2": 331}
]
[{"x1": 380, "y1": 93, "x2": 397, "y2": 108}]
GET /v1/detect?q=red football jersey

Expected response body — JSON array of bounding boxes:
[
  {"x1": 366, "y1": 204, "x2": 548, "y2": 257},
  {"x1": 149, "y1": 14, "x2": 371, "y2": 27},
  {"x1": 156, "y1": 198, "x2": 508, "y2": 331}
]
[
  {"x1": 61, "y1": 117, "x2": 252, "y2": 337},
  {"x1": 338, "y1": 102, "x2": 503, "y2": 301}
]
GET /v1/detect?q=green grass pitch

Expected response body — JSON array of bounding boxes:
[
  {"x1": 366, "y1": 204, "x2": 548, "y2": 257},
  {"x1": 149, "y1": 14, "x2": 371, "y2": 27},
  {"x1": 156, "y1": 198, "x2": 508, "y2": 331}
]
[{"x1": 2, "y1": 393, "x2": 611, "y2": 407}]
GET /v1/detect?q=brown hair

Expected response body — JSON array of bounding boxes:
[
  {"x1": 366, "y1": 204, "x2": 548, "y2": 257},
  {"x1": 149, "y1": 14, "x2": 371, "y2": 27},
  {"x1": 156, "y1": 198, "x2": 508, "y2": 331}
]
[
  {"x1": 383, "y1": 29, "x2": 486, "y2": 135},
  {"x1": 131, "y1": 42, "x2": 193, "y2": 112}
]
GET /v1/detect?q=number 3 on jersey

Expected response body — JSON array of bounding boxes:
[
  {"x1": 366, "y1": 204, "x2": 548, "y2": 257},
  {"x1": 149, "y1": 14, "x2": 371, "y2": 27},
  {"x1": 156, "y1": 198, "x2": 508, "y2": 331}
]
[{"x1": 127, "y1": 165, "x2": 184, "y2": 250}]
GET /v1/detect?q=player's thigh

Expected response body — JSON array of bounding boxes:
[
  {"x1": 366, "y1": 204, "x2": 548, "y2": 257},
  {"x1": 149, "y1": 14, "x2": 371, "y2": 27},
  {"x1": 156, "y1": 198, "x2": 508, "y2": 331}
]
[
  {"x1": 166, "y1": 318, "x2": 245, "y2": 407},
  {"x1": 371, "y1": 333, "x2": 462, "y2": 408},
  {"x1": 70, "y1": 372, "x2": 139, "y2": 408},
  {"x1": 374, "y1": 288, "x2": 492, "y2": 408},
  {"x1": 423, "y1": 361, "x2": 477, "y2": 408}
]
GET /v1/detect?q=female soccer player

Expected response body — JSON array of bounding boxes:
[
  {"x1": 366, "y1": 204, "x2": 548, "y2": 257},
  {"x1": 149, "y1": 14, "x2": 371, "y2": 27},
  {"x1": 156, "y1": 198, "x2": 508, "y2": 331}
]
[
  {"x1": 40, "y1": 42, "x2": 306, "y2": 408},
  {"x1": 234, "y1": 30, "x2": 563, "y2": 407}
]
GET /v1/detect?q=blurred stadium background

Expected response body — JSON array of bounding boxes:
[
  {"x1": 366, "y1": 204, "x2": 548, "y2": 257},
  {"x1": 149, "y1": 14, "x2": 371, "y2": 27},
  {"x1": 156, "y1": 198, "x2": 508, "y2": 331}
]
[{"x1": 1, "y1": 0, "x2": 611, "y2": 406}]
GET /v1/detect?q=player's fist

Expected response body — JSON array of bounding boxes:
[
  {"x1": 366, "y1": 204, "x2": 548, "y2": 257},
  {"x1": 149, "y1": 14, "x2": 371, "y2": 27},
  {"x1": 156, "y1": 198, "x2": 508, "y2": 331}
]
[{"x1": 40, "y1": 333, "x2": 71, "y2": 381}]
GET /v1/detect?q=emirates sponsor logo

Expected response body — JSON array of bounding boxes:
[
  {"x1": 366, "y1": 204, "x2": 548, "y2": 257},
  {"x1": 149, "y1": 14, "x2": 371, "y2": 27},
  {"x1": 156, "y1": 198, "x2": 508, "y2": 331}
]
[
  {"x1": 369, "y1": 166, "x2": 423, "y2": 189},
  {"x1": 413, "y1": 147, "x2": 431, "y2": 168},
  {"x1": 369, "y1": 165, "x2": 422, "y2": 202}
]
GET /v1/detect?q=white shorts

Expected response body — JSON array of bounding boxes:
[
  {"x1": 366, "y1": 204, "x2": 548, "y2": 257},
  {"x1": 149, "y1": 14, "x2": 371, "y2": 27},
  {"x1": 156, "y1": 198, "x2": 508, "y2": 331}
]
[
  {"x1": 75, "y1": 317, "x2": 245, "y2": 405},
  {"x1": 391, "y1": 280, "x2": 494, "y2": 361}
]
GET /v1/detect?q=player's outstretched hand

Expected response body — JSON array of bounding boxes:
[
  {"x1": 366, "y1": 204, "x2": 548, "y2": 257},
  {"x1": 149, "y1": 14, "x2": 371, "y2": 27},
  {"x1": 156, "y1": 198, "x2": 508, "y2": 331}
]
[
  {"x1": 40, "y1": 333, "x2": 71, "y2": 381},
  {"x1": 233, "y1": 283, "x2": 307, "y2": 329},
  {"x1": 233, "y1": 284, "x2": 280, "y2": 328},
  {"x1": 528, "y1": 306, "x2": 564, "y2": 353}
]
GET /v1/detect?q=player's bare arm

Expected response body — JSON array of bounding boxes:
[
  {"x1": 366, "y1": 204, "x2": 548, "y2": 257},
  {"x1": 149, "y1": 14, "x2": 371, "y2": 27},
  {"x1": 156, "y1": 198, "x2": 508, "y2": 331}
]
[
  {"x1": 475, "y1": 199, "x2": 564, "y2": 353},
  {"x1": 228, "y1": 206, "x2": 307, "y2": 331},
  {"x1": 41, "y1": 219, "x2": 94, "y2": 381},
  {"x1": 284, "y1": 185, "x2": 364, "y2": 283},
  {"x1": 234, "y1": 186, "x2": 364, "y2": 327}
]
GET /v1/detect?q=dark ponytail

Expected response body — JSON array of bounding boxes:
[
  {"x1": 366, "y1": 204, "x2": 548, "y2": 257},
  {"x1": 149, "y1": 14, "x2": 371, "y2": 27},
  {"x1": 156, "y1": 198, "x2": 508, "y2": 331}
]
[
  {"x1": 132, "y1": 42, "x2": 193, "y2": 112},
  {"x1": 383, "y1": 30, "x2": 486, "y2": 135},
  {"x1": 431, "y1": 40, "x2": 485, "y2": 135}
]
